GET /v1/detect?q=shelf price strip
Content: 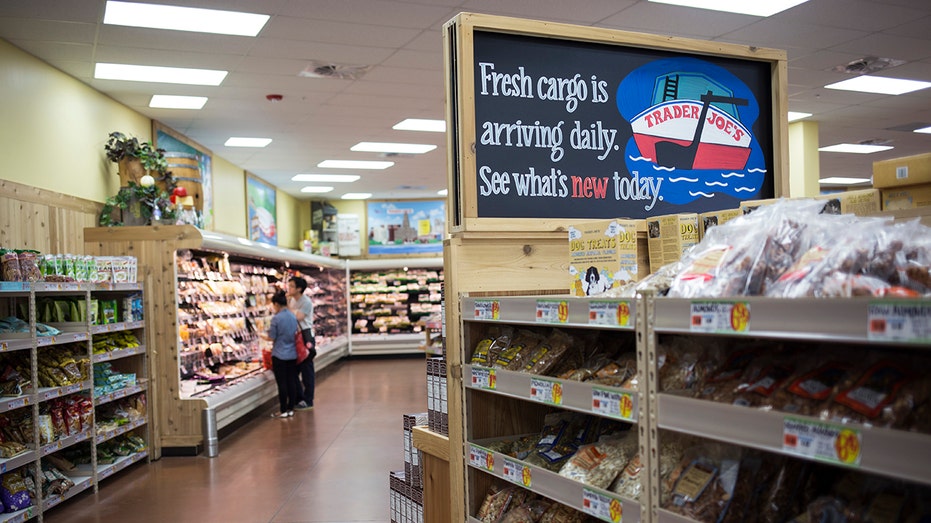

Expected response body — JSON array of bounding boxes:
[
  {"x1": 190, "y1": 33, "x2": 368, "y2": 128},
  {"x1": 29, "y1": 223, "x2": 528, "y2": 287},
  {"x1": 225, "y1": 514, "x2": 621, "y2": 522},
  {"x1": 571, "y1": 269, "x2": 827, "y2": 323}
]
[
  {"x1": 536, "y1": 299, "x2": 569, "y2": 324},
  {"x1": 591, "y1": 387, "x2": 634, "y2": 421},
  {"x1": 530, "y1": 378, "x2": 563, "y2": 406},
  {"x1": 582, "y1": 488, "x2": 623, "y2": 523},
  {"x1": 468, "y1": 444, "x2": 495, "y2": 472},
  {"x1": 689, "y1": 301, "x2": 750, "y2": 334},
  {"x1": 474, "y1": 300, "x2": 500, "y2": 320},
  {"x1": 589, "y1": 301, "x2": 632, "y2": 328},
  {"x1": 502, "y1": 457, "x2": 531, "y2": 488},
  {"x1": 782, "y1": 417, "x2": 862, "y2": 467},
  {"x1": 471, "y1": 367, "x2": 497, "y2": 390},
  {"x1": 867, "y1": 301, "x2": 931, "y2": 343}
]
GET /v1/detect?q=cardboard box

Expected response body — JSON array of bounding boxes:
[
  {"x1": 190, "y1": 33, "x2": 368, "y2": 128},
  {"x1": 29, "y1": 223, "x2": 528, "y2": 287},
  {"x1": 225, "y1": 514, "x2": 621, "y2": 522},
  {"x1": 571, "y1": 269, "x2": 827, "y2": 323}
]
[
  {"x1": 569, "y1": 219, "x2": 648, "y2": 296},
  {"x1": 881, "y1": 184, "x2": 931, "y2": 210},
  {"x1": 873, "y1": 152, "x2": 931, "y2": 189},
  {"x1": 739, "y1": 198, "x2": 778, "y2": 215},
  {"x1": 699, "y1": 208, "x2": 741, "y2": 237},
  {"x1": 647, "y1": 213, "x2": 699, "y2": 272},
  {"x1": 815, "y1": 188, "x2": 881, "y2": 216}
]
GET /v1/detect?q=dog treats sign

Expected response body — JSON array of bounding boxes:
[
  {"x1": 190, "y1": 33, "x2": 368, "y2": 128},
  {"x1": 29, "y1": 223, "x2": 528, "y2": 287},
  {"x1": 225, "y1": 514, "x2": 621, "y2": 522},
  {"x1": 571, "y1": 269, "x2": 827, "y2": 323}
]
[{"x1": 471, "y1": 30, "x2": 775, "y2": 219}]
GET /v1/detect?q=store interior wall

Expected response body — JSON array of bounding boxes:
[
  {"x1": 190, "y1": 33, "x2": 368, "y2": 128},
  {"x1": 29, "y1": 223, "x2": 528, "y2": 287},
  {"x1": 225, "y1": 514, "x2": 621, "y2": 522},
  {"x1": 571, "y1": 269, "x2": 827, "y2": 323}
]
[
  {"x1": 0, "y1": 38, "x2": 313, "y2": 249},
  {"x1": 788, "y1": 120, "x2": 821, "y2": 198},
  {"x1": 0, "y1": 39, "x2": 148, "y2": 204}
]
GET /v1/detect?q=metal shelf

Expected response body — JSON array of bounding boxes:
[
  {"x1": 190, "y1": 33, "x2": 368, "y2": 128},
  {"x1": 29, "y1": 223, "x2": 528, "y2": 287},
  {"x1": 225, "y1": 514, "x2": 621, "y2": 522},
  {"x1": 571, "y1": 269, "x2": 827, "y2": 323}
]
[
  {"x1": 94, "y1": 382, "x2": 147, "y2": 407},
  {"x1": 0, "y1": 449, "x2": 36, "y2": 474},
  {"x1": 95, "y1": 418, "x2": 147, "y2": 445},
  {"x1": 0, "y1": 506, "x2": 35, "y2": 523},
  {"x1": 37, "y1": 380, "x2": 92, "y2": 403},
  {"x1": 653, "y1": 297, "x2": 931, "y2": 346},
  {"x1": 658, "y1": 394, "x2": 931, "y2": 486},
  {"x1": 656, "y1": 508, "x2": 700, "y2": 523},
  {"x1": 36, "y1": 329, "x2": 89, "y2": 347},
  {"x1": 465, "y1": 365, "x2": 639, "y2": 423},
  {"x1": 39, "y1": 429, "x2": 92, "y2": 457},
  {"x1": 0, "y1": 395, "x2": 32, "y2": 415},
  {"x1": 96, "y1": 450, "x2": 148, "y2": 482},
  {"x1": 92, "y1": 345, "x2": 146, "y2": 363},
  {"x1": 0, "y1": 334, "x2": 33, "y2": 353},
  {"x1": 90, "y1": 320, "x2": 144, "y2": 335},
  {"x1": 42, "y1": 475, "x2": 93, "y2": 511},
  {"x1": 467, "y1": 441, "x2": 642, "y2": 523},
  {"x1": 462, "y1": 295, "x2": 637, "y2": 330}
]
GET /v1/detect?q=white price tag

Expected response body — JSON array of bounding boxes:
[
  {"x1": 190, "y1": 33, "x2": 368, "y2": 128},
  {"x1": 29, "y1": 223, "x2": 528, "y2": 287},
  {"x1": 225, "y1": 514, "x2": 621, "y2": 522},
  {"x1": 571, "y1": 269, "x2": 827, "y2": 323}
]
[
  {"x1": 474, "y1": 300, "x2": 499, "y2": 320},
  {"x1": 530, "y1": 378, "x2": 563, "y2": 406},
  {"x1": 783, "y1": 417, "x2": 861, "y2": 467},
  {"x1": 469, "y1": 444, "x2": 494, "y2": 471},
  {"x1": 592, "y1": 388, "x2": 635, "y2": 421},
  {"x1": 470, "y1": 367, "x2": 496, "y2": 390},
  {"x1": 868, "y1": 302, "x2": 931, "y2": 343},
  {"x1": 536, "y1": 300, "x2": 568, "y2": 324},
  {"x1": 582, "y1": 488, "x2": 624, "y2": 523},
  {"x1": 589, "y1": 301, "x2": 632, "y2": 327},
  {"x1": 690, "y1": 301, "x2": 750, "y2": 333},
  {"x1": 502, "y1": 457, "x2": 531, "y2": 487}
]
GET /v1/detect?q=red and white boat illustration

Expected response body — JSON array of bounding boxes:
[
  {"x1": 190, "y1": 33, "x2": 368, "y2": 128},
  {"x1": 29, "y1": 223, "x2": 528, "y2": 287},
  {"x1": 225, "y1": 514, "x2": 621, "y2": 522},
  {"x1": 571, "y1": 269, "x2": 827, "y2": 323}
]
[{"x1": 631, "y1": 87, "x2": 751, "y2": 171}]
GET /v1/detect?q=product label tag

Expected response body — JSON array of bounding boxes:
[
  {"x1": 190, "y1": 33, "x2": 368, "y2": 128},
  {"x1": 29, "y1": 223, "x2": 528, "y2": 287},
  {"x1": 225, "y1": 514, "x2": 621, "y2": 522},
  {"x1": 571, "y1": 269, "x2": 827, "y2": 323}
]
[
  {"x1": 690, "y1": 301, "x2": 750, "y2": 333},
  {"x1": 673, "y1": 463, "x2": 716, "y2": 503},
  {"x1": 530, "y1": 378, "x2": 563, "y2": 406},
  {"x1": 783, "y1": 417, "x2": 861, "y2": 466},
  {"x1": 474, "y1": 300, "x2": 500, "y2": 320},
  {"x1": 592, "y1": 387, "x2": 635, "y2": 421},
  {"x1": 536, "y1": 299, "x2": 569, "y2": 324},
  {"x1": 468, "y1": 444, "x2": 494, "y2": 471},
  {"x1": 582, "y1": 488, "x2": 624, "y2": 523},
  {"x1": 867, "y1": 301, "x2": 931, "y2": 343},
  {"x1": 589, "y1": 301, "x2": 632, "y2": 327},
  {"x1": 470, "y1": 367, "x2": 496, "y2": 390},
  {"x1": 502, "y1": 457, "x2": 531, "y2": 488}
]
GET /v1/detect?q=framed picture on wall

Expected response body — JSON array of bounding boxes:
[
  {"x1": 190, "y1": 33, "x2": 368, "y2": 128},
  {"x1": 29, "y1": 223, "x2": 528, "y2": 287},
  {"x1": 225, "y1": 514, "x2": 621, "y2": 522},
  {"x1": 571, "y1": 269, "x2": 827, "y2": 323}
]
[
  {"x1": 246, "y1": 173, "x2": 277, "y2": 245},
  {"x1": 152, "y1": 121, "x2": 213, "y2": 228},
  {"x1": 366, "y1": 199, "x2": 445, "y2": 255}
]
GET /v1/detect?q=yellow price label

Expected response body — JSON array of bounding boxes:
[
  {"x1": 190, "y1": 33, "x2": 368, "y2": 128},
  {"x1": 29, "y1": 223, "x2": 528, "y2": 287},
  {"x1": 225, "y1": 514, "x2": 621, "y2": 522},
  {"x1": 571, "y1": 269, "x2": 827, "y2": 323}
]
[
  {"x1": 558, "y1": 301, "x2": 569, "y2": 323},
  {"x1": 609, "y1": 498, "x2": 623, "y2": 523},
  {"x1": 552, "y1": 382, "x2": 563, "y2": 405},
  {"x1": 617, "y1": 302, "x2": 630, "y2": 326},
  {"x1": 730, "y1": 302, "x2": 750, "y2": 331},
  {"x1": 835, "y1": 429, "x2": 861, "y2": 464},
  {"x1": 521, "y1": 466, "x2": 532, "y2": 487},
  {"x1": 620, "y1": 393, "x2": 634, "y2": 419}
]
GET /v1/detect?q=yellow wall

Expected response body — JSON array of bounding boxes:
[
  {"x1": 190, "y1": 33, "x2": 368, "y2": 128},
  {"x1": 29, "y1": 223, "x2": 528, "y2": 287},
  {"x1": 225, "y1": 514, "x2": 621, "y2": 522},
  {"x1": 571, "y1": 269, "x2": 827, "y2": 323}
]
[
  {"x1": 788, "y1": 120, "x2": 820, "y2": 198},
  {"x1": 211, "y1": 156, "x2": 247, "y2": 237},
  {"x1": 276, "y1": 191, "x2": 307, "y2": 250},
  {"x1": 0, "y1": 39, "x2": 149, "y2": 202}
]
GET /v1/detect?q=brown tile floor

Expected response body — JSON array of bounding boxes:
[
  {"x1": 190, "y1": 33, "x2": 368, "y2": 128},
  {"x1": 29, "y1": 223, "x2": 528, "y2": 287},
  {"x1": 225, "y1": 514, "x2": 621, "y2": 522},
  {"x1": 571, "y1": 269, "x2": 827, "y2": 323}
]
[{"x1": 44, "y1": 356, "x2": 428, "y2": 523}]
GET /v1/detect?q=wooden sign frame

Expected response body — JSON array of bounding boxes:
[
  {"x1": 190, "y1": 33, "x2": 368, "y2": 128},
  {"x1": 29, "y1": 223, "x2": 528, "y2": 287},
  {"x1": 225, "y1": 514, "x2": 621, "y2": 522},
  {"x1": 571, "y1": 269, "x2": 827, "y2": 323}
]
[{"x1": 444, "y1": 12, "x2": 789, "y2": 233}]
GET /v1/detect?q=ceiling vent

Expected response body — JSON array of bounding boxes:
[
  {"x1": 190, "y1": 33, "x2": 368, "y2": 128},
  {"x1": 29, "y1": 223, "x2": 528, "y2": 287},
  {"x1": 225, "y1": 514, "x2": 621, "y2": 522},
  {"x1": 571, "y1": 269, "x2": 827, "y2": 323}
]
[
  {"x1": 859, "y1": 138, "x2": 893, "y2": 146},
  {"x1": 831, "y1": 56, "x2": 905, "y2": 75},
  {"x1": 396, "y1": 185, "x2": 427, "y2": 191},
  {"x1": 298, "y1": 60, "x2": 370, "y2": 80}
]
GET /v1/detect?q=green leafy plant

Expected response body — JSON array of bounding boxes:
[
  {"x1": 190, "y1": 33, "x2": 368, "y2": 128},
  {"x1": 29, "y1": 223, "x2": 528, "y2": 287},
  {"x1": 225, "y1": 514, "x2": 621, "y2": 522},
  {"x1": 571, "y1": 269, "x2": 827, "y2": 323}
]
[
  {"x1": 99, "y1": 182, "x2": 178, "y2": 227},
  {"x1": 104, "y1": 131, "x2": 169, "y2": 174}
]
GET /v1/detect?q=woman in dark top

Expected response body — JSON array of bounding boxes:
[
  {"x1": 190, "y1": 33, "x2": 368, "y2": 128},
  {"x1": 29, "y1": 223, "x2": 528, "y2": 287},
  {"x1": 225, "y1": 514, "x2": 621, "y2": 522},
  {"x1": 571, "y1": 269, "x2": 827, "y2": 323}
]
[{"x1": 264, "y1": 290, "x2": 300, "y2": 418}]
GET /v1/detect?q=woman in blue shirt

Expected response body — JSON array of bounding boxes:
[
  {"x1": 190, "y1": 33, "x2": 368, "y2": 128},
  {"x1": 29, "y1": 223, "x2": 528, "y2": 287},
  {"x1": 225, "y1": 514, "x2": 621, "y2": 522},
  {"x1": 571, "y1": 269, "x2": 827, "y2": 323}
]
[{"x1": 265, "y1": 290, "x2": 300, "y2": 418}]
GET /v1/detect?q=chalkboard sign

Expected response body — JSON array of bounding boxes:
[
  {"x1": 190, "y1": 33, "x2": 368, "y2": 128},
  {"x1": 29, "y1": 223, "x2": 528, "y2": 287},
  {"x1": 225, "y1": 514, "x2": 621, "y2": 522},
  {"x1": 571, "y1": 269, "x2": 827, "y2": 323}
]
[{"x1": 447, "y1": 14, "x2": 787, "y2": 225}]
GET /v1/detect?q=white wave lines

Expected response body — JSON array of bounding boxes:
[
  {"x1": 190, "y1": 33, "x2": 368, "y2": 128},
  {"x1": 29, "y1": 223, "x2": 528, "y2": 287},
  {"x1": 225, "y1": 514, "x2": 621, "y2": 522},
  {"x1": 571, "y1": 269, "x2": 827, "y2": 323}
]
[
  {"x1": 747, "y1": 168, "x2": 767, "y2": 173},
  {"x1": 653, "y1": 165, "x2": 675, "y2": 172},
  {"x1": 668, "y1": 176, "x2": 698, "y2": 183},
  {"x1": 705, "y1": 181, "x2": 727, "y2": 187},
  {"x1": 629, "y1": 155, "x2": 652, "y2": 162},
  {"x1": 734, "y1": 187, "x2": 755, "y2": 193},
  {"x1": 720, "y1": 172, "x2": 745, "y2": 178},
  {"x1": 689, "y1": 191, "x2": 714, "y2": 198}
]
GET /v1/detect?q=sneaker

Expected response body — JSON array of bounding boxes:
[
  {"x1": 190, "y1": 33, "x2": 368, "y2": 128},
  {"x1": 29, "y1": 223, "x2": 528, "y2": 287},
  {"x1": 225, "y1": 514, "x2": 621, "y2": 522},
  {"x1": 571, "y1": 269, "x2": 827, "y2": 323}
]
[
  {"x1": 271, "y1": 412, "x2": 290, "y2": 419},
  {"x1": 295, "y1": 401, "x2": 313, "y2": 411},
  {"x1": 285, "y1": 410, "x2": 294, "y2": 417}
]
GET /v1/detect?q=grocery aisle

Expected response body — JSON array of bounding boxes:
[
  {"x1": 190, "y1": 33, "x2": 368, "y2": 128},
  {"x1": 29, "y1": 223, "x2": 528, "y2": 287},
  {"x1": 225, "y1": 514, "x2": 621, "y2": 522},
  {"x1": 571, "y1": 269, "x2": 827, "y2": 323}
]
[{"x1": 44, "y1": 356, "x2": 428, "y2": 523}]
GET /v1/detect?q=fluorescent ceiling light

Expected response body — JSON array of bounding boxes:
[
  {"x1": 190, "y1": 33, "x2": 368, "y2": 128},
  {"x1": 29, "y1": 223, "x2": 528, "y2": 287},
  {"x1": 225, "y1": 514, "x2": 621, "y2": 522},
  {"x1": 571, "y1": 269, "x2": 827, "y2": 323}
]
[
  {"x1": 104, "y1": 1, "x2": 269, "y2": 37},
  {"x1": 318, "y1": 160, "x2": 393, "y2": 170},
  {"x1": 393, "y1": 119, "x2": 446, "y2": 132},
  {"x1": 647, "y1": 0, "x2": 809, "y2": 17},
  {"x1": 787, "y1": 111, "x2": 812, "y2": 122},
  {"x1": 149, "y1": 95, "x2": 207, "y2": 109},
  {"x1": 350, "y1": 142, "x2": 437, "y2": 154},
  {"x1": 95, "y1": 63, "x2": 227, "y2": 86},
  {"x1": 819, "y1": 143, "x2": 893, "y2": 154},
  {"x1": 341, "y1": 193, "x2": 372, "y2": 200},
  {"x1": 300, "y1": 186, "x2": 334, "y2": 194},
  {"x1": 225, "y1": 137, "x2": 272, "y2": 147},
  {"x1": 819, "y1": 177, "x2": 872, "y2": 185},
  {"x1": 437, "y1": 189, "x2": 448, "y2": 196},
  {"x1": 825, "y1": 76, "x2": 931, "y2": 95},
  {"x1": 915, "y1": 126, "x2": 931, "y2": 134},
  {"x1": 291, "y1": 174, "x2": 360, "y2": 183}
]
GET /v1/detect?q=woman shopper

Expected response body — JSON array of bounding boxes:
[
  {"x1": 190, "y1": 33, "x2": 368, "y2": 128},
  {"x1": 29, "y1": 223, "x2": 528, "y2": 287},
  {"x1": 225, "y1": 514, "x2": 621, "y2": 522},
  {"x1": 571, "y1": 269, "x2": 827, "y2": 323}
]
[
  {"x1": 263, "y1": 290, "x2": 300, "y2": 418},
  {"x1": 287, "y1": 276, "x2": 315, "y2": 410}
]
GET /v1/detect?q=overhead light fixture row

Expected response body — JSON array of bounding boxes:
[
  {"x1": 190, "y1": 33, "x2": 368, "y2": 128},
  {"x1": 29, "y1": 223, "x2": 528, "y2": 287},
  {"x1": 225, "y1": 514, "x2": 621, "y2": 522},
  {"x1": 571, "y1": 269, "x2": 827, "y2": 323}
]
[
  {"x1": 819, "y1": 177, "x2": 871, "y2": 185},
  {"x1": 95, "y1": 63, "x2": 227, "y2": 86},
  {"x1": 393, "y1": 119, "x2": 446, "y2": 133},
  {"x1": 149, "y1": 95, "x2": 207, "y2": 109},
  {"x1": 341, "y1": 193, "x2": 372, "y2": 200},
  {"x1": 787, "y1": 111, "x2": 812, "y2": 122},
  {"x1": 300, "y1": 186, "x2": 334, "y2": 193},
  {"x1": 318, "y1": 160, "x2": 393, "y2": 170},
  {"x1": 825, "y1": 76, "x2": 931, "y2": 95},
  {"x1": 350, "y1": 142, "x2": 437, "y2": 154},
  {"x1": 291, "y1": 174, "x2": 360, "y2": 183},
  {"x1": 647, "y1": 0, "x2": 809, "y2": 17},
  {"x1": 104, "y1": 1, "x2": 269, "y2": 37},
  {"x1": 225, "y1": 137, "x2": 272, "y2": 147},
  {"x1": 819, "y1": 143, "x2": 893, "y2": 154}
]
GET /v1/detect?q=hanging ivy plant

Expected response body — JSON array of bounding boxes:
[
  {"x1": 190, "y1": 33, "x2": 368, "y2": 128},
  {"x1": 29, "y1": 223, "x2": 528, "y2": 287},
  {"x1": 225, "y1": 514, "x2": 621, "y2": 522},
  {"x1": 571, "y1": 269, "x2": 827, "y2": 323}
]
[{"x1": 99, "y1": 182, "x2": 178, "y2": 227}]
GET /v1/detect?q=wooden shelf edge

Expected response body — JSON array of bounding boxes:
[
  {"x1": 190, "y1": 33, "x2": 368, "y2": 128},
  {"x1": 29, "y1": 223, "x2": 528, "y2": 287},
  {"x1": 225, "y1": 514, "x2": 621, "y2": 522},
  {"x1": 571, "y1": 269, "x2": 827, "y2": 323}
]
[{"x1": 412, "y1": 425, "x2": 449, "y2": 462}]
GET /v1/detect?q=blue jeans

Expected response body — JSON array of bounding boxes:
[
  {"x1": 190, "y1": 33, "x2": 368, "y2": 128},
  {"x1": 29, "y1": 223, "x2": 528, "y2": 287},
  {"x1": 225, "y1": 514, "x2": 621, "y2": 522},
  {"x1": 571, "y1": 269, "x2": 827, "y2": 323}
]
[{"x1": 298, "y1": 330, "x2": 315, "y2": 406}]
